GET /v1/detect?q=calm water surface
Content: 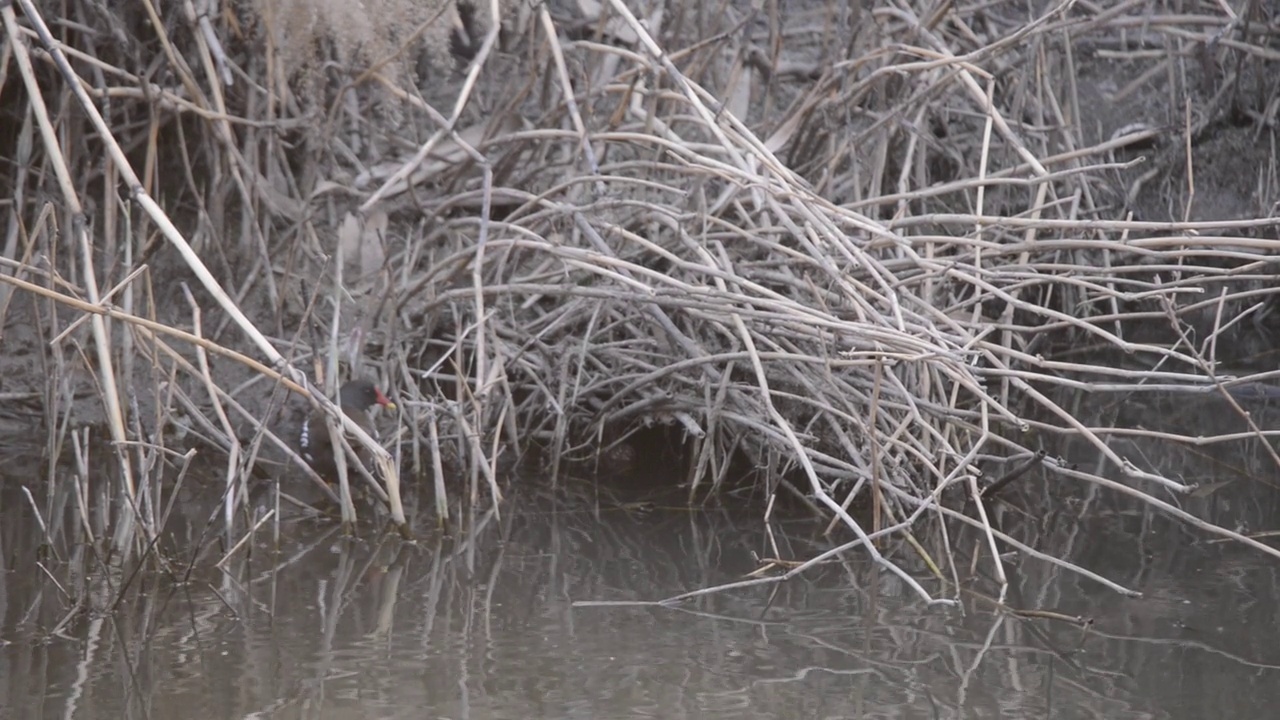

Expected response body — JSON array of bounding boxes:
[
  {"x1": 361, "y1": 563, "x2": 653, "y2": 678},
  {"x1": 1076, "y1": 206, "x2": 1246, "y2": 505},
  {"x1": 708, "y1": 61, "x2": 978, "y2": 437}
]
[{"x1": 5, "y1": 403, "x2": 1280, "y2": 719}]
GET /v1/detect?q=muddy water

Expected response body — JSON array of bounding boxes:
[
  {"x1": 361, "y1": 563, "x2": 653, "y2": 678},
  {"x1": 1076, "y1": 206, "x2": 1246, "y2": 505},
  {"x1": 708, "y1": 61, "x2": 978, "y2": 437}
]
[{"x1": 4, "y1": 438, "x2": 1280, "y2": 719}]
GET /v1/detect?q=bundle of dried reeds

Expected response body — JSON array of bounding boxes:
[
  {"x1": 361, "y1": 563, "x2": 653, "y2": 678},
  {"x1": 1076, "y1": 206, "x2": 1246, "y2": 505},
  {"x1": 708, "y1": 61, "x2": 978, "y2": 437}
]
[{"x1": 3, "y1": 0, "x2": 1280, "y2": 598}]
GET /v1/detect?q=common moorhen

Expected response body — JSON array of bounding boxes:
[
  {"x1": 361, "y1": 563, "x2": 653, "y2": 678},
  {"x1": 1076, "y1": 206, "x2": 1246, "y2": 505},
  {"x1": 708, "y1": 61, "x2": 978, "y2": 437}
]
[{"x1": 299, "y1": 379, "x2": 395, "y2": 480}]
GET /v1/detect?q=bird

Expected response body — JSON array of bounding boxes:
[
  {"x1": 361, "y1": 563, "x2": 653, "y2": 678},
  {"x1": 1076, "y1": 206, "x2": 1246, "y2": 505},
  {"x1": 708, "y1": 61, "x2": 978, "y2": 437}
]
[{"x1": 298, "y1": 379, "x2": 395, "y2": 480}]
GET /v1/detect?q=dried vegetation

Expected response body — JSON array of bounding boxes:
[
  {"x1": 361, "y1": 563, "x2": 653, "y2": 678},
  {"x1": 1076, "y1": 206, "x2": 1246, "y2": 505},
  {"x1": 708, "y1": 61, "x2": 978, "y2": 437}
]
[{"x1": 2, "y1": 0, "x2": 1280, "y2": 599}]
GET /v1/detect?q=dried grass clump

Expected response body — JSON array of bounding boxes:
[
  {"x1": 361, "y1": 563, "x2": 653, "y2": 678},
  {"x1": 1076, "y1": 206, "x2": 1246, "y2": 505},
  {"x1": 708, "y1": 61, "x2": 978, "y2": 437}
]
[
  {"x1": 3, "y1": 0, "x2": 1280, "y2": 598},
  {"x1": 257, "y1": 0, "x2": 462, "y2": 90}
]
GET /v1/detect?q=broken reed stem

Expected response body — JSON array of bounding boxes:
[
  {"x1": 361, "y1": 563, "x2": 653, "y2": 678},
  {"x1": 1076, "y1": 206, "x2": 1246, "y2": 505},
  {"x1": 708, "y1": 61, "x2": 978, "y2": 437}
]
[{"x1": 182, "y1": 285, "x2": 243, "y2": 537}]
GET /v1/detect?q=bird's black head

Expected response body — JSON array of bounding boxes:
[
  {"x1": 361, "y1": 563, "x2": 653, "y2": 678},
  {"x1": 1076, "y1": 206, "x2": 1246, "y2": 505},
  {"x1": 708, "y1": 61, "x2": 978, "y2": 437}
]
[{"x1": 339, "y1": 380, "x2": 394, "y2": 412}]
